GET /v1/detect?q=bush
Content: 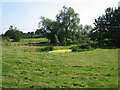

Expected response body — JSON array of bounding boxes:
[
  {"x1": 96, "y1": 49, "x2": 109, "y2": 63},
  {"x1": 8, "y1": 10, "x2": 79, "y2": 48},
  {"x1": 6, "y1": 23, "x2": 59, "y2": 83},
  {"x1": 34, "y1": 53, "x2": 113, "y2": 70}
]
[
  {"x1": 67, "y1": 39, "x2": 72, "y2": 44},
  {"x1": 6, "y1": 37, "x2": 11, "y2": 42},
  {"x1": 36, "y1": 46, "x2": 54, "y2": 52},
  {"x1": 61, "y1": 39, "x2": 67, "y2": 46},
  {"x1": 12, "y1": 36, "x2": 21, "y2": 42},
  {"x1": 4, "y1": 26, "x2": 23, "y2": 42},
  {"x1": 70, "y1": 45, "x2": 94, "y2": 52},
  {"x1": 72, "y1": 39, "x2": 78, "y2": 44}
]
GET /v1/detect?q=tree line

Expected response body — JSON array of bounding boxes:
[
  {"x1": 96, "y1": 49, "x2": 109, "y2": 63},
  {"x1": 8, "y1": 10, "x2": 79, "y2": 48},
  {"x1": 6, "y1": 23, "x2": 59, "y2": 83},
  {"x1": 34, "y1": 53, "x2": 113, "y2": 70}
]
[
  {"x1": 90, "y1": 7, "x2": 120, "y2": 47},
  {"x1": 3, "y1": 6, "x2": 120, "y2": 47}
]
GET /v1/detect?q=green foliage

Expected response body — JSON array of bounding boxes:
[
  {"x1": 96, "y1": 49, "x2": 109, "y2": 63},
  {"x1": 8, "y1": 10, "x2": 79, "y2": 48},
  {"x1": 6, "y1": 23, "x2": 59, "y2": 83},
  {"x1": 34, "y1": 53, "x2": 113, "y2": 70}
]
[
  {"x1": 56, "y1": 6, "x2": 80, "y2": 42},
  {"x1": 78, "y1": 38, "x2": 85, "y2": 43},
  {"x1": 38, "y1": 6, "x2": 93, "y2": 45},
  {"x1": 54, "y1": 34, "x2": 59, "y2": 45},
  {"x1": 12, "y1": 32, "x2": 21, "y2": 42},
  {"x1": 70, "y1": 45, "x2": 94, "y2": 52},
  {"x1": 36, "y1": 46, "x2": 54, "y2": 52},
  {"x1": 39, "y1": 17, "x2": 60, "y2": 44},
  {"x1": 67, "y1": 38, "x2": 72, "y2": 44},
  {"x1": 6, "y1": 36, "x2": 11, "y2": 42},
  {"x1": 84, "y1": 24, "x2": 92, "y2": 32},
  {"x1": 72, "y1": 38, "x2": 90, "y2": 44},
  {"x1": 39, "y1": 6, "x2": 82, "y2": 45},
  {"x1": 4, "y1": 25, "x2": 23, "y2": 42},
  {"x1": 90, "y1": 7, "x2": 120, "y2": 47}
]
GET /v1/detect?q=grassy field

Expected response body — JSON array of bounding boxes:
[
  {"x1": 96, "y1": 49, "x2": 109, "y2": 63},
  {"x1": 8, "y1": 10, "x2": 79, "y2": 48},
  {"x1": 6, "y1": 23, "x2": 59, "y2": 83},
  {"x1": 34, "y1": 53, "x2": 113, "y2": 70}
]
[{"x1": 2, "y1": 38, "x2": 118, "y2": 88}]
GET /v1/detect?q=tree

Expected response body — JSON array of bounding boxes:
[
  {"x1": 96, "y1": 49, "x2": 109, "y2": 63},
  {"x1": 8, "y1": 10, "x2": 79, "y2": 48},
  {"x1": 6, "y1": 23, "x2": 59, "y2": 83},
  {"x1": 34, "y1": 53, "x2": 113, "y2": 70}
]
[
  {"x1": 75, "y1": 24, "x2": 83, "y2": 39},
  {"x1": 90, "y1": 7, "x2": 120, "y2": 47},
  {"x1": 4, "y1": 25, "x2": 23, "y2": 42},
  {"x1": 54, "y1": 34, "x2": 59, "y2": 45},
  {"x1": 39, "y1": 16, "x2": 60, "y2": 43},
  {"x1": 56, "y1": 6, "x2": 80, "y2": 42},
  {"x1": 38, "y1": 6, "x2": 82, "y2": 45},
  {"x1": 22, "y1": 33, "x2": 29, "y2": 39},
  {"x1": 105, "y1": 7, "x2": 120, "y2": 46},
  {"x1": 35, "y1": 29, "x2": 42, "y2": 35},
  {"x1": 84, "y1": 25, "x2": 92, "y2": 32}
]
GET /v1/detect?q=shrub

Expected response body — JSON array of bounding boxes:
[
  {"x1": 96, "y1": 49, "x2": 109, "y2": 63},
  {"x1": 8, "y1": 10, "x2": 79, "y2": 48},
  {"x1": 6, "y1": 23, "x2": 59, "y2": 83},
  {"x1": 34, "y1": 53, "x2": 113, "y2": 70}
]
[
  {"x1": 4, "y1": 26, "x2": 23, "y2": 42},
  {"x1": 67, "y1": 39, "x2": 72, "y2": 44},
  {"x1": 36, "y1": 46, "x2": 54, "y2": 52},
  {"x1": 70, "y1": 45, "x2": 94, "y2": 52},
  {"x1": 61, "y1": 39, "x2": 67, "y2": 46},
  {"x1": 73, "y1": 39, "x2": 78, "y2": 44},
  {"x1": 6, "y1": 37, "x2": 11, "y2": 42},
  {"x1": 12, "y1": 36, "x2": 21, "y2": 42}
]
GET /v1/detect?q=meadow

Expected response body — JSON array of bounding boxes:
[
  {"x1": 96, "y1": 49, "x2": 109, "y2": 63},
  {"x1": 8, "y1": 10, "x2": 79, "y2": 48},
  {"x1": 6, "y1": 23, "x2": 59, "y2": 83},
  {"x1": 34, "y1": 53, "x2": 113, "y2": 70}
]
[{"x1": 2, "y1": 38, "x2": 118, "y2": 88}]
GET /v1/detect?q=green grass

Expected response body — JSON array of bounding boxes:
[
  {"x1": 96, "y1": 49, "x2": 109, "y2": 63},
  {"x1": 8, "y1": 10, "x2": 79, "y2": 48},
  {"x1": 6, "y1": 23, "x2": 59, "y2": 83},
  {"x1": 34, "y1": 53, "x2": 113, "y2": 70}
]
[
  {"x1": 2, "y1": 38, "x2": 49, "y2": 46},
  {"x1": 2, "y1": 45, "x2": 118, "y2": 88}
]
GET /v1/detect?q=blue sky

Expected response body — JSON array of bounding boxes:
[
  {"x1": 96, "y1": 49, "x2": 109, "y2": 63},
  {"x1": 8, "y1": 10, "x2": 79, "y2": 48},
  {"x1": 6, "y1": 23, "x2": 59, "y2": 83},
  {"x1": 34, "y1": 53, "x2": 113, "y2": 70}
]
[{"x1": 1, "y1": 0, "x2": 119, "y2": 34}]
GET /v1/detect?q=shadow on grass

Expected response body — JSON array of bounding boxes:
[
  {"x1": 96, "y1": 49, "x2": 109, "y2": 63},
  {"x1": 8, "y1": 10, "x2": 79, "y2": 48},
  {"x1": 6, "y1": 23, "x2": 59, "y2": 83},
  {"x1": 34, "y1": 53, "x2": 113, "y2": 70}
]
[
  {"x1": 26, "y1": 42, "x2": 72, "y2": 46},
  {"x1": 26, "y1": 42, "x2": 49, "y2": 46},
  {"x1": 91, "y1": 44, "x2": 118, "y2": 49}
]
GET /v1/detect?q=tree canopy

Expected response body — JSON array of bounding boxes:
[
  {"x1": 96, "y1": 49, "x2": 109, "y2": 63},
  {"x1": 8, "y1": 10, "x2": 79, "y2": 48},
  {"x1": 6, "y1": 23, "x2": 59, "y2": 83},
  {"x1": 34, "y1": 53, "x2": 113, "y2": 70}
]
[
  {"x1": 4, "y1": 6, "x2": 119, "y2": 47},
  {"x1": 4, "y1": 25, "x2": 23, "y2": 42},
  {"x1": 90, "y1": 7, "x2": 120, "y2": 47},
  {"x1": 38, "y1": 6, "x2": 86, "y2": 45}
]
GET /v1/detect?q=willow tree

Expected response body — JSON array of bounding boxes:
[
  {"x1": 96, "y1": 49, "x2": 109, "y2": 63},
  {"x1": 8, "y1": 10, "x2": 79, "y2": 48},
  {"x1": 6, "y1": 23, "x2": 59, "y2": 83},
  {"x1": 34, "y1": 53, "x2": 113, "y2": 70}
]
[
  {"x1": 39, "y1": 16, "x2": 60, "y2": 44},
  {"x1": 56, "y1": 6, "x2": 80, "y2": 42}
]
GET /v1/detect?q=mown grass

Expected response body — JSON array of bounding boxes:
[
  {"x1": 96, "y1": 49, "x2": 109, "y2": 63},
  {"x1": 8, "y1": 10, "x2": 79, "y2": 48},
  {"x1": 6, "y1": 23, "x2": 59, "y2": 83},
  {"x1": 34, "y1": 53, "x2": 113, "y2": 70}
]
[{"x1": 2, "y1": 45, "x2": 118, "y2": 88}]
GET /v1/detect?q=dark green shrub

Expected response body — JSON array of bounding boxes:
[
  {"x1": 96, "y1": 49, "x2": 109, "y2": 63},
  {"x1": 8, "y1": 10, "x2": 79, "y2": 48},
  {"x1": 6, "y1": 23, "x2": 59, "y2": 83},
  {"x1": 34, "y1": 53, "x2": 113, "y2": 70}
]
[
  {"x1": 12, "y1": 36, "x2": 21, "y2": 42},
  {"x1": 61, "y1": 39, "x2": 67, "y2": 46},
  {"x1": 36, "y1": 46, "x2": 54, "y2": 52},
  {"x1": 4, "y1": 26, "x2": 23, "y2": 42},
  {"x1": 87, "y1": 46, "x2": 94, "y2": 50},
  {"x1": 72, "y1": 40, "x2": 78, "y2": 44},
  {"x1": 70, "y1": 45, "x2": 94, "y2": 52}
]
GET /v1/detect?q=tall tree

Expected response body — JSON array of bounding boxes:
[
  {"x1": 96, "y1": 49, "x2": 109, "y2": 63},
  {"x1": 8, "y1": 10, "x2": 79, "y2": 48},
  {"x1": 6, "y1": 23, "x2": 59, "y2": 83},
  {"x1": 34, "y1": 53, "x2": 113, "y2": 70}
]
[
  {"x1": 90, "y1": 7, "x2": 120, "y2": 47},
  {"x1": 75, "y1": 24, "x2": 83, "y2": 39},
  {"x1": 39, "y1": 16, "x2": 60, "y2": 43},
  {"x1": 56, "y1": 6, "x2": 80, "y2": 42},
  {"x1": 38, "y1": 6, "x2": 82, "y2": 45},
  {"x1": 54, "y1": 34, "x2": 59, "y2": 46}
]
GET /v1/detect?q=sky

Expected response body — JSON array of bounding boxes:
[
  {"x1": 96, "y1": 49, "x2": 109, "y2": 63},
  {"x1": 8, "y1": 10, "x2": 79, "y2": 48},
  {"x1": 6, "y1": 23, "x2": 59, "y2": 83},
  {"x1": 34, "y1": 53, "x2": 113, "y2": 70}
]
[{"x1": 0, "y1": 0, "x2": 119, "y2": 34}]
